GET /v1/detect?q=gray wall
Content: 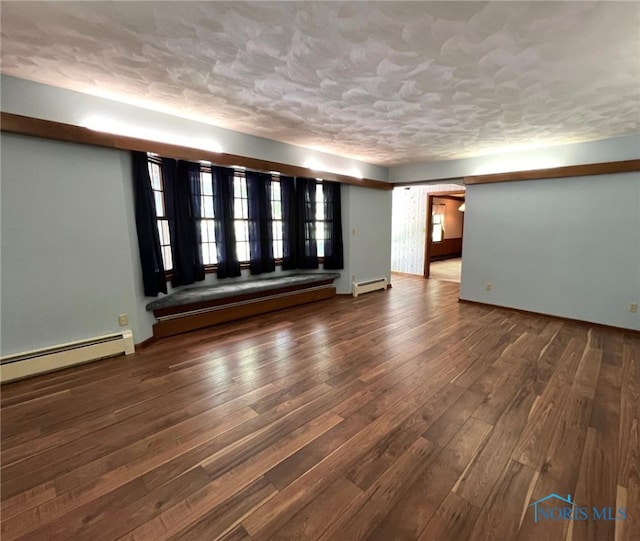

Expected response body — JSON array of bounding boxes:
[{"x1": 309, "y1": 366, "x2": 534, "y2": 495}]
[
  {"x1": 0, "y1": 132, "x2": 393, "y2": 355},
  {"x1": 2, "y1": 74, "x2": 638, "y2": 357},
  {"x1": 460, "y1": 172, "x2": 640, "y2": 330},
  {"x1": 1, "y1": 75, "x2": 388, "y2": 182},
  {"x1": 390, "y1": 135, "x2": 640, "y2": 182},
  {"x1": 1, "y1": 133, "x2": 146, "y2": 355},
  {"x1": 346, "y1": 185, "x2": 393, "y2": 289}
]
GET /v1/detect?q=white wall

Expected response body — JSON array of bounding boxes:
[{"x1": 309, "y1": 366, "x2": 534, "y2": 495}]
[
  {"x1": 460, "y1": 172, "x2": 640, "y2": 330},
  {"x1": 1, "y1": 75, "x2": 388, "y2": 182},
  {"x1": 0, "y1": 133, "x2": 146, "y2": 355},
  {"x1": 391, "y1": 186, "x2": 428, "y2": 275}
]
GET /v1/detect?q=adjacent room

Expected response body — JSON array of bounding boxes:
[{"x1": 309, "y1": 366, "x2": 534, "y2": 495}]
[{"x1": 1, "y1": 2, "x2": 639, "y2": 540}]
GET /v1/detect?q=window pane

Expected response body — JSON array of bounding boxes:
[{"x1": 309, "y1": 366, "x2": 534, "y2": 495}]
[
  {"x1": 201, "y1": 171, "x2": 212, "y2": 195},
  {"x1": 271, "y1": 181, "x2": 281, "y2": 201},
  {"x1": 316, "y1": 185, "x2": 325, "y2": 220},
  {"x1": 272, "y1": 220, "x2": 282, "y2": 240},
  {"x1": 273, "y1": 200, "x2": 282, "y2": 218},
  {"x1": 162, "y1": 220, "x2": 170, "y2": 243},
  {"x1": 200, "y1": 220, "x2": 209, "y2": 242},
  {"x1": 274, "y1": 239, "x2": 283, "y2": 259},
  {"x1": 204, "y1": 243, "x2": 216, "y2": 265},
  {"x1": 235, "y1": 220, "x2": 248, "y2": 242},
  {"x1": 237, "y1": 242, "x2": 250, "y2": 262},
  {"x1": 156, "y1": 221, "x2": 165, "y2": 244},
  {"x1": 432, "y1": 224, "x2": 443, "y2": 242},
  {"x1": 154, "y1": 192, "x2": 164, "y2": 216},
  {"x1": 162, "y1": 246, "x2": 173, "y2": 270},
  {"x1": 204, "y1": 196, "x2": 214, "y2": 218},
  {"x1": 149, "y1": 163, "x2": 161, "y2": 190},
  {"x1": 233, "y1": 175, "x2": 248, "y2": 220}
]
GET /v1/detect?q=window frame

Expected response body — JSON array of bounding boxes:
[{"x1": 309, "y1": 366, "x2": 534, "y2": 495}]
[
  {"x1": 147, "y1": 156, "x2": 327, "y2": 277},
  {"x1": 147, "y1": 156, "x2": 173, "y2": 272},
  {"x1": 196, "y1": 165, "x2": 218, "y2": 269},
  {"x1": 432, "y1": 203, "x2": 445, "y2": 243}
]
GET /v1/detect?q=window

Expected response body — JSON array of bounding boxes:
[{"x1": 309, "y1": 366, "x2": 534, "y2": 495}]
[
  {"x1": 432, "y1": 203, "x2": 445, "y2": 243},
  {"x1": 233, "y1": 171, "x2": 250, "y2": 262},
  {"x1": 315, "y1": 182, "x2": 325, "y2": 258},
  {"x1": 147, "y1": 156, "x2": 333, "y2": 272},
  {"x1": 198, "y1": 167, "x2": 217, "y2": 265},
  {"x1": 270, "y1": 177, "x2": 284, "y2": 259},
  {"x1": 147, "y1": 159, "x2": 173, "y2": 270}
]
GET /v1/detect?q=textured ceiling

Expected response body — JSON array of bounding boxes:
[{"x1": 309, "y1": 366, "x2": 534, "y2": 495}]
[{"x1": 1, "y1": 1, "x2": 639, "y2": 166}]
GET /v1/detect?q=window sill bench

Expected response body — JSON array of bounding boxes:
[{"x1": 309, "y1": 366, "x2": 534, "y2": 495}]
[{"x1": 146, "y1": 272, "x2": 340, "y2": 338}]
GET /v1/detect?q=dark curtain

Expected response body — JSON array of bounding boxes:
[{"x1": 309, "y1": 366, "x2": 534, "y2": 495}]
[
  {"x1": 131, "y1": 151, "x2": 167, "y2": 296},
  {"x1": 322, "y1": 181, "x2": 344, "y2": 269},
  {"x1": 246, "y1": 171, "x2": 275, "y2": 275},
  {"x1": 295, "y1": 177, "x2": 319, "y2": 269},
  {"x1": 212, "y1": 165, "x2": 241, "y2": 278},
  {"x1": 162, "y1": 158, "x2": 205, "y2": 287},
  {"x1": 280, "y1": 175, "x2": 297, "y2": 270}
]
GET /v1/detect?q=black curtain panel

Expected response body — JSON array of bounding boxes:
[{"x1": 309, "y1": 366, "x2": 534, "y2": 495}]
[
  {"x1": 188, "y1": 162, "x2": 205, "y2": 278},
  {"x1": 246, "y1": 171, "x2": 275, "y2": 275},
  {"x1": 280, "y1": 175, "x2": 297, "y2": 270},
  {"x1": 212, "y1": 165, "x2": 241, "y2": 278},
  {"x1": 131, "y1": 151, "x2": 167, "y2": 296},
  {"x1": 295, "y1": 177, "x2": 319, "y2": 269},
  {"x1": 322, "y1": 181, "x2": 344, "y2": 269},
  {"x1": 162, "y1": 159, "x2": 205, "y2": 287}
]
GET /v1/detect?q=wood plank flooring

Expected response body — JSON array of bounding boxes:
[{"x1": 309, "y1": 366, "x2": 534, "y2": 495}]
[{"x1": 1, "y1": 274, "x2": 638, "y2": 540}]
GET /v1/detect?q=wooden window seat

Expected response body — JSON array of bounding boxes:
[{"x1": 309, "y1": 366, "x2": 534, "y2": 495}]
[{"x1": 146, "y1": 272, "x2": 340, "y2": 338}]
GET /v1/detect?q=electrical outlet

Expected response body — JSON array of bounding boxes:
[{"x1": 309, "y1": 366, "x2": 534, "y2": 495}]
[
  {"x1": 118, "y1": 314, "x2": 128, "y2": 326},
  {"x1": 485, "y1": 283, "x2": 492, "y2": 292},
  {"x1": 630, "y1": 303, "x2": 638, "y2": 313}
]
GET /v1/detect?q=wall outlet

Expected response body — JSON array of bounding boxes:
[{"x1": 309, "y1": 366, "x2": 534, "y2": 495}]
[
  {"x1": 118, "y1": 314, "x2": 129, "y2": 326},
  {"x1": 485, "y1": 283, "x2": 492, "y2": 292},
  {"x1": 630, "y1": 303, "x2": 638, "y2": 313}
]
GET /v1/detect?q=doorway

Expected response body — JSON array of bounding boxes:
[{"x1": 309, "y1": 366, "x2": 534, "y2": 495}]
[
  {"x1": 390, "y1": 185, "x2": 465, "y2": 280},
  {"x1": 424, "y1": 192, "x2": 465, "y2": 281}
]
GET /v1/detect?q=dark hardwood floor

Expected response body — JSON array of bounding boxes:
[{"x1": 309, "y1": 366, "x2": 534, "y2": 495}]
[{"x1": 1, "y1": 274, "x2": 638, "y2": 540}]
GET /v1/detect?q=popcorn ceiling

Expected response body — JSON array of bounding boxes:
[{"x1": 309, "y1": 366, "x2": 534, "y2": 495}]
[{"x1": 1, "y1": 1, "x2": 638, "y2": 165}]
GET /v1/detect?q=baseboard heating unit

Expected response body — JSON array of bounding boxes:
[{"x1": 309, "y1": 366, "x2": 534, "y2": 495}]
[
  {"x1": 0, "y1": 330, "x2": 135, "y2": 383},
  {"x1": 352, "y1": 278, "x2": 388, "y2": 297}
]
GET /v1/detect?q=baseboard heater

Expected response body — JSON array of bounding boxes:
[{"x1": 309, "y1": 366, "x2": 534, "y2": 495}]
[
  {"x1": 352, "y1": 278, "x2": 388, "y2": 297},
  {"x1": 0, "y1": 330, "x2": 135, "y2": 383}
]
